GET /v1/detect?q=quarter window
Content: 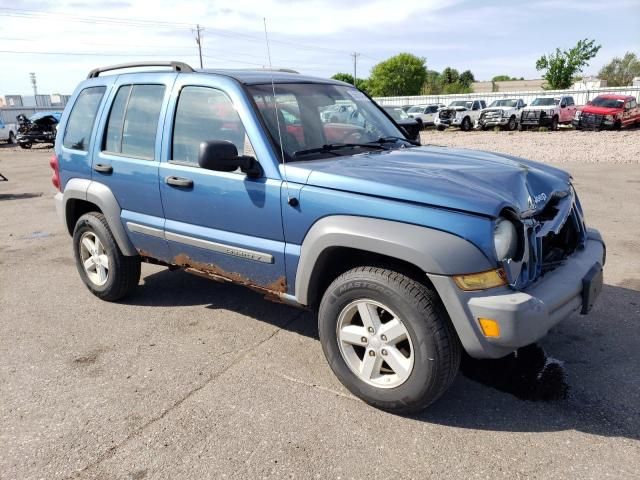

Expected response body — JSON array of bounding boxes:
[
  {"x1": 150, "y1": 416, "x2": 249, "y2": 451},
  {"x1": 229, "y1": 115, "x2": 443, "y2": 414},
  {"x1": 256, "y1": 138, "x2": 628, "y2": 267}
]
[
  {"x1": 172, "y1": 86, "x2": 252, "y2": 165},
  {"x1": 63, "y1": 86, "x2": 106, "y2": 151},
  {"x1": 103, "y1": 84, "x2": 165, "y2": 160}
]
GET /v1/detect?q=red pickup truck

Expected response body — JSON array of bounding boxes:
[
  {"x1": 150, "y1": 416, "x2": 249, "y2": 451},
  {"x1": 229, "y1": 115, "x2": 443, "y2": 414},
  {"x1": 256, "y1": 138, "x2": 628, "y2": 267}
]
[{"x1": 573, "y1": 94, "x2": 640, "y2": 130}]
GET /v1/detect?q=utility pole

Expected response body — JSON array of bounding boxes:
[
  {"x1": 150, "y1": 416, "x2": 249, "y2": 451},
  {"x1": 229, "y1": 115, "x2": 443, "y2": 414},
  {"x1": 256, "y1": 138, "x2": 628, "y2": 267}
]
[
  {"x1": 29, "y1": 72, "x2": 37, "y2": 97},
  {"x1": 351, "y1": 52, "x2": 360, "y2": 86},
  {"x1": 194, "y1": 24, "x2": 204, "y2": 68}
]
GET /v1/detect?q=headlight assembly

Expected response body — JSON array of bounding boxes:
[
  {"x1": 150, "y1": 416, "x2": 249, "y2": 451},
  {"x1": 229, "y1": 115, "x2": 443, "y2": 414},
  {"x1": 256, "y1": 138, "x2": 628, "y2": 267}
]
[{"x1": 494, "y1": 217, "x2": 518, "y2": 261}]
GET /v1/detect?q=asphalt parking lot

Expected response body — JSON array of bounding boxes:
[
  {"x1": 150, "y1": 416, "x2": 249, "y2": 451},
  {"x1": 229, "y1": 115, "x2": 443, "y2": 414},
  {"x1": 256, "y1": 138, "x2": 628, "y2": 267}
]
[{"x1": 1, "y1": 136, "x2": 639, "y2": 480}]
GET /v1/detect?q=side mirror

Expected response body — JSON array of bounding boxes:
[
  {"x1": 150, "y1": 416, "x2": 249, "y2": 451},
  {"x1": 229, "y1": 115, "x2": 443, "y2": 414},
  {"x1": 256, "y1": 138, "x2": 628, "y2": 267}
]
[
  {"x1": 586, "y1": 101, "x2": 592, "y2": 106},
  {"x1": 522, "y1": 104, "x2": 527, "y2": 108},
  {"x1": 198, "y1": 140, "x2": 261, "y2": 177}
]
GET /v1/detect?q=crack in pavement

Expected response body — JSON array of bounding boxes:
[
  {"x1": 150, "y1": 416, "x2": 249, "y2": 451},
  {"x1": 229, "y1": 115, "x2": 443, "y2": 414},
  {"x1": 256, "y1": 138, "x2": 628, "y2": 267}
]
[
  {"x1": 66, "y1": 310, "x2": 306, "y2": 479},
  {"x1": 273, "y1": 372, "x2": 358, "y2": 402}
]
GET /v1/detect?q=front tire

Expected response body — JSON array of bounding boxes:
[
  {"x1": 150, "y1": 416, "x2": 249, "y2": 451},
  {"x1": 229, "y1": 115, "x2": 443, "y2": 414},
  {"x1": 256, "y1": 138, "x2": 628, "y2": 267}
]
[
  {"x1": 506, "y1": 115, "x2": 517, "y2": 131},
  {"x1": 461, "y1": 116, "x2": 472, "y2": 131},
  {"x1": 8, "y1": 131, "x2": 15, "y2": 144},
  {"x1": 551, "y1": 116, "x2": 559, "y2": 131},
  {"x1": 318, "y1": 267, "x2": 461, "y2": 413},
  {"x1": 19, "y1": 142, "x2": 32, "y2": 149},
  {"x1": 73, "y1": 212, "x2": 141, "y2": 301}
]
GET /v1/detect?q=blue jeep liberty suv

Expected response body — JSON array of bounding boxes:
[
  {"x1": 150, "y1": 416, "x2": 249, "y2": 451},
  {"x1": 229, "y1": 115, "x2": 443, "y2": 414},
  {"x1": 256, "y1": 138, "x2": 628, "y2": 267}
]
[{"x1": 53, "y1": 61, "x2": 605, "y2": 412}]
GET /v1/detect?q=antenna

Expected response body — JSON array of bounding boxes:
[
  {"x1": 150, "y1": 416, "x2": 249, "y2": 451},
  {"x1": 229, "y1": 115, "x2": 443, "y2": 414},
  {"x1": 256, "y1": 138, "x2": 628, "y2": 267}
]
[{"x1": 263, "y1": 18, "x2": 296, "y2": 207}]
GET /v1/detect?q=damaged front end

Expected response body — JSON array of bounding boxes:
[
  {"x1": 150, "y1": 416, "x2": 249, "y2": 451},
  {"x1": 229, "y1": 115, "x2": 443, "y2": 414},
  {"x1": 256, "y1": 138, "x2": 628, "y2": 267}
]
[
  {"x1": 502, "y1": 188, "x2": 588, "y2": 290},
  {"x1": 16, "y1": 114, "x2": 58, "y2": 148}
]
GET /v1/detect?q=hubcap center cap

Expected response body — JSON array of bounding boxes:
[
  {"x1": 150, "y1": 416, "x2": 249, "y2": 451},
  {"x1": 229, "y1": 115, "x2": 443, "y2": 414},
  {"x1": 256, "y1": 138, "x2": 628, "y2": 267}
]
[{"x1": 369, "y1": 337, "x2": 382, "y2": 349}]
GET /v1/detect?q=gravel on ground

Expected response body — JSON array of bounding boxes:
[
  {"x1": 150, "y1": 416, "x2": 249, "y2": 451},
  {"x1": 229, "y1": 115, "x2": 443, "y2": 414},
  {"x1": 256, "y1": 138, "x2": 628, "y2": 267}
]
[{"x1": 421, "y1": 128, "x2": 640, "y2": 164}]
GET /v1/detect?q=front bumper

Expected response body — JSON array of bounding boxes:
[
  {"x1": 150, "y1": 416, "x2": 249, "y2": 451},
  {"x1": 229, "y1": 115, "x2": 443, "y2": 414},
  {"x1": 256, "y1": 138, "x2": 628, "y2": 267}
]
[
  {"x1": 572, "y1": 118, "x2": 617, "y2": 130},
  {"x1": 429, "y1": 229, "x2": 605, "y2": 359},
  {"x1": 520, "y1": 114, "x2": 554, "y2": 127},
  {"x1": 17, "y1": 133, "x2": 55, "y2": 144},
  {"x1": 477, "y1": 117, "x2": 509, "y2": 128}
]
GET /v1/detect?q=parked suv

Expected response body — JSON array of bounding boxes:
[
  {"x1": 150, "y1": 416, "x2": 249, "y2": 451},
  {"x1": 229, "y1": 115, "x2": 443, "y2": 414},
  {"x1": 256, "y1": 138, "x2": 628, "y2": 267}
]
[
  {"x1": 434, "y1": 99, "x2": 486, "y2": 131},
  {"x1": 573, "y1": 94, "x2": 640, "y2": 130},
  {"x1": 53, "y1": 62, "x2": 605, "y2": 413},
  {"x1": 519, "y1": 96, "x2": 576, "y2": 130},
  {"x1": 406, "y1": 104, "x2": 443, "y2": 127}
]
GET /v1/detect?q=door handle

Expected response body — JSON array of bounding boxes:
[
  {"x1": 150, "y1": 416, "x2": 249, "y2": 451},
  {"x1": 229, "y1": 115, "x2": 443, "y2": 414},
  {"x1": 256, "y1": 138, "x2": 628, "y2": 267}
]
[
  {"x1": 166, "y1": 176, "x2": 193, "y2": 188},
  {"x1": 93, "y1": 163, "x2": 113, "y2": 174}
]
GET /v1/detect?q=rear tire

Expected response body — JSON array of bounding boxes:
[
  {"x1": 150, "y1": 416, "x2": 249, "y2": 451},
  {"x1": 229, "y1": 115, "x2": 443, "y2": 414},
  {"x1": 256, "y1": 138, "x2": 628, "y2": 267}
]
[
  {"x1": 436, "y1": 125, "x2": 446, "y2": 131},
  {"x1": 318, "y1": 267, "x2": 461, "y2": 413},
  {"x1": 73, "y1": 212, "x2": 141, "y2": 301}
]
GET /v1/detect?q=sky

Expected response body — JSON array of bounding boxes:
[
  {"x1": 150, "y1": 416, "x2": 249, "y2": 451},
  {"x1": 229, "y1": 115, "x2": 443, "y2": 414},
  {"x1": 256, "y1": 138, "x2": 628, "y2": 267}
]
[{"x1": 0, "y1": 0, "x2": 639, "y2": 95}]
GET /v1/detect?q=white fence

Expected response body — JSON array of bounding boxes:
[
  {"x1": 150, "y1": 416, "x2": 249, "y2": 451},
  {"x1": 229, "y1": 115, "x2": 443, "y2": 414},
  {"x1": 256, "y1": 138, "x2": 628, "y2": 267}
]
[{"x1": 374, "y1": 86, "x2": 640, "y2": 107}]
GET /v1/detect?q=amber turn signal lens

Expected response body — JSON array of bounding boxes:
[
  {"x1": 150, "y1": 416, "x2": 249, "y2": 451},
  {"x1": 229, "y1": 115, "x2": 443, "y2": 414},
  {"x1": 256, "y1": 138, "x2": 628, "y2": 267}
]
[
  {"x1": 453, "y1": 268, "x2": 507, "y2": 291},
  {"x1": 479, "y1": 318, "x2": 501, "y2": 337}
]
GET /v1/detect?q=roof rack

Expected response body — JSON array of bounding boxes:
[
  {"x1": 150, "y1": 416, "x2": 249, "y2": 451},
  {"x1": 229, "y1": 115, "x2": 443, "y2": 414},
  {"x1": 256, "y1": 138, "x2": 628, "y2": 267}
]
[{"x1": 87, "y1": 61, "x2": 194, "y2": 79}]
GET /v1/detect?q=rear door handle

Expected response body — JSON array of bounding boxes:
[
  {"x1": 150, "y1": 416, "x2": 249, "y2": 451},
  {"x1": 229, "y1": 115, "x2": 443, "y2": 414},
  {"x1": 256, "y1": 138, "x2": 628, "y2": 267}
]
[
  {"x1": 166, "y1": 176, "x2": 193, "y2": 188},
  {"x1": 93, "y1": 163, "x2": 113, "y2": 174}
]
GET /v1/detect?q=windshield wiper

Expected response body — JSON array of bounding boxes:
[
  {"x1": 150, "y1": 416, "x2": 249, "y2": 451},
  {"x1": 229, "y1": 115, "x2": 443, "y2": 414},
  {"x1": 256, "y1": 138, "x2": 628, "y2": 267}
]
[
  {"x1": 293, "y1": 143, "x2": 387, "y2": 158},
  {"x1": 369, "y1": 136, "x2": 420, "y2": 147}
]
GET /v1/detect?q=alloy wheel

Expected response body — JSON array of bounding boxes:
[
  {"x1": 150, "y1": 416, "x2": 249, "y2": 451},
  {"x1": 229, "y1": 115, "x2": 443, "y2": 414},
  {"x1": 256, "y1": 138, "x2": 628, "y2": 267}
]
[
  {"x1": 79, "y1": 232, "x2": 109, "y2": 286},
  {"x1": 336, "y1": 299, "x2": 414, "y2": 388}
]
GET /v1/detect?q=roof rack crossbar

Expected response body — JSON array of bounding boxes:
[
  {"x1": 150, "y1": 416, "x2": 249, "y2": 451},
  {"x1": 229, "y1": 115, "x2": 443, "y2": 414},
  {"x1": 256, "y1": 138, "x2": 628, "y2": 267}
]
[{"x1": 87, "y1": 61, "x2": 194, "y2": 79}]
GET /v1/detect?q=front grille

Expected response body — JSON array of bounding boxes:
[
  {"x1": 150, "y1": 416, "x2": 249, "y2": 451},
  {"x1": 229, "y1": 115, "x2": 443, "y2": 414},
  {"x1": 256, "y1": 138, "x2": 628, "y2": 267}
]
[
  {"x1": 513, "y1": 192, "x2": 587, "y2": 288},
  {"x1": 580, "y1": 112, "x2": 605, "y2": 128},
  {"x1": 481, "y1": 110, "x2": 502, "y2": 121},
  {"x1": 521, "y1": 110, "x2": 545, "y2": 124},
  {"x1": 439, "y1": 110, "x2": 455, "y2": 120}
]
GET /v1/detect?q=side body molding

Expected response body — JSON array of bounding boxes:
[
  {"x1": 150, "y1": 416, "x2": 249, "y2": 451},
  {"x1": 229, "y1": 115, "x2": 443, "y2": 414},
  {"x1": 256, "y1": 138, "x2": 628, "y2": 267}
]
[
  {"x1": 61, "y1": 178, "x2": 137, "y2": 256},
  {"x1": 294, "y1": 216, "x2": 493, "y2": 305}
]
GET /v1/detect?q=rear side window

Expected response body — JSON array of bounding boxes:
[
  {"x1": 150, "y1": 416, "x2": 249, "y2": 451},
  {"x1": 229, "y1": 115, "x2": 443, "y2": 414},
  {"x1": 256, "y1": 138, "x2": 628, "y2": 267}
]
[
  {"x1": 103, "y1": 84, "x2": 165, "y2": 160},
  {"x1": 172, "y1": 86, "x2": 252, "y2": 165},
  {"x1": 63, "y1": 86, "x2": 106, "y2": 151}
]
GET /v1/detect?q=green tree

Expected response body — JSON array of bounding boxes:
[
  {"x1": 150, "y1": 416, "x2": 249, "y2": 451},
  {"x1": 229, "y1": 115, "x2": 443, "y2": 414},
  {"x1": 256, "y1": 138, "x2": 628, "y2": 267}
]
[
  {"x1": 331, "y1": 72, "x2": 355, "y2": 84},
  {"x1": 536, "y1": 38, "x2": 601, "y2": 89},
  {"x1": 422, "y1": 69, "x2": 442, "y2": 94},
  {"x1": 459, "y1": 70, "x2": 475, "y2": 88},
  {"x1": 331, "y1": 73, "x2": 371, "y2": 94},
  {"x1": 492, "y1": 75, "x2": 514, "y2": 82},
  {"x1": 441, "y1": 67, "x2": 459, "y2": 85},
  {"x1": 368, "y1": 53, "x2": 427, "y2": 96},
  {"x1": 598, "y1": 52, "x2": 640, "y2": 86}
]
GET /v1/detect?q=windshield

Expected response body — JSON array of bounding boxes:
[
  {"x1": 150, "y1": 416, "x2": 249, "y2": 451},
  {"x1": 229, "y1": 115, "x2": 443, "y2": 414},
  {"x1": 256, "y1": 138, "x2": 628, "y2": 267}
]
[
  {"x1": 449, "y1": 101, "x2": 472, "y2": 108},
  {"x1": 384, "y1": 107, "x2": 409, "y2": 120},
  {"x1": 249, "y1": 83, "x2": 408, "y2": 161},
  {"x1": 489, "y1": 99, "x2": 518, "y2": 107},
  {"x1": 407, "y1": 106, "x2": 423, "y2": 113},
  {"x1": 531, "y1": 98, "x2": 559, "y2": 106},
  {"x1": 590, "y1": 97, "x2": 625, "y2": 108}
]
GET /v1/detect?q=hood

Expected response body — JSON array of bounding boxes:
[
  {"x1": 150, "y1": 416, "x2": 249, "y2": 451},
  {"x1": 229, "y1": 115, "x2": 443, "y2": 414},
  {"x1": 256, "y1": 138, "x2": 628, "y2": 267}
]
[
  {"x1": 524, "y1": 104, "x2": 558, "y2": 111},
  {"x1": 444, "y1": 106, "x2": 468, "y2": 112},
  {"x1": 286, "y1": 146, "x2": 571, "y2": 218},
  {"x1": 579, "y1": 105, "x2": 622, "y2": 115},
  {"x1": 483, "y1": 106, "x2": 513, "y2": 112}
]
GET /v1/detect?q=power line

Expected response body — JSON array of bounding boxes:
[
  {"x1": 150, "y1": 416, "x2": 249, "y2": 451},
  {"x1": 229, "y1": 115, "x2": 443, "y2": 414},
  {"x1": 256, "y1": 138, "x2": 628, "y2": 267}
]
[{"x1": 0, "y1": 7, "x2": 374, "y2": 58}]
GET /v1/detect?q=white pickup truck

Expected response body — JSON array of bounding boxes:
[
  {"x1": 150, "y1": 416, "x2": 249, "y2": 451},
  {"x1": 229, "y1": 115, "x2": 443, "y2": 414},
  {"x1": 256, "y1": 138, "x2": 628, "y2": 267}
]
[
  {"x1": 476, "y1": 98, "x2": 527, "y2": 131},
  {"x1": 519, "y1": 95, "x2": 577, "y2": 130},
  {"x1": 434, "y1": 99, "x2": 487, "y2": 131},
  {"x1": 0, "y1": 118, "x2": 17, "y2": 144}
]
